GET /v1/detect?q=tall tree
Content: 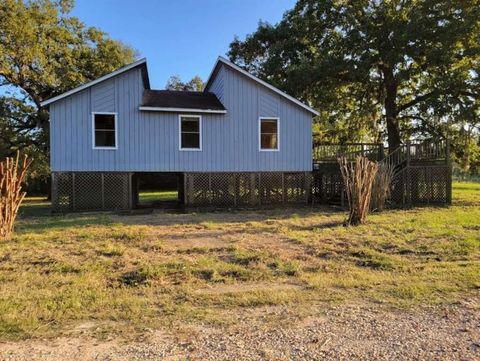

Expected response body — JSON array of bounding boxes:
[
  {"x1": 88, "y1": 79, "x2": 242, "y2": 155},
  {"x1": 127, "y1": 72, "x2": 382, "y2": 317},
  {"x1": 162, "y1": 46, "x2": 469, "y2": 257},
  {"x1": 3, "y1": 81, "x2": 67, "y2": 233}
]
[
  {"x1": 229, "y1": 0, "x2": 480, "y2": 150},
  {"x1": 0, "y1": 0, "x2": 137, "y2": 156},
  {"x1": 165, "y1": 75, "x2": 204, "y2": 91}
]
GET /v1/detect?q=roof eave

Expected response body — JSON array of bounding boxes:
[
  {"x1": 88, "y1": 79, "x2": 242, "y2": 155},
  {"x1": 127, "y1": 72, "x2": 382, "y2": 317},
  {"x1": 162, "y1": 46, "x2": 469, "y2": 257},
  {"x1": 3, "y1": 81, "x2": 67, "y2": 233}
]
[
  {"x1": 40, "y1": 58, "x2": 148, "y2": 107},
  {"x1": 139, "y1": 106, "x2": 227, "y2": 114}
]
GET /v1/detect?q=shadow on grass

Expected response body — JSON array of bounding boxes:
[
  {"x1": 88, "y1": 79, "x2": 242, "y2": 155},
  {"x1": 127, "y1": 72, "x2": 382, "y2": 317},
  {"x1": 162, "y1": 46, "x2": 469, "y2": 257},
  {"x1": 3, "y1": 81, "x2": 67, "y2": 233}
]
[
  {"x1": 17, "y1": 201, "x2": 52, "y2": 218},
  {"x1": 17, "y1": 201, "x2": 114, "y2": 233},
  {"x1": 18, "y1": 185, "x2": 476, "y2": 233},
  {"x1": 16, "y1": 200, "x2": 342, "y2": 233},
  {"x1": 286, "y1": 220, "x2": 343, "y2": 231}
]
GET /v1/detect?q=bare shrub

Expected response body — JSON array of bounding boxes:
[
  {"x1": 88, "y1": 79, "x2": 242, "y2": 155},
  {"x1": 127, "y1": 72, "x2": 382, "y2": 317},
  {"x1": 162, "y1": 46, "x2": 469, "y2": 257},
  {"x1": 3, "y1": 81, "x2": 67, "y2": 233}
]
[
  {"x1": 338, "y1": 156, "x2": 378, "y2": 226},
  {"x1": 371, "y1": 163, "x2": 395, "y2": 211},
  {"x1": 0, "y1": 152, "x2": 32, "y2": 240}
]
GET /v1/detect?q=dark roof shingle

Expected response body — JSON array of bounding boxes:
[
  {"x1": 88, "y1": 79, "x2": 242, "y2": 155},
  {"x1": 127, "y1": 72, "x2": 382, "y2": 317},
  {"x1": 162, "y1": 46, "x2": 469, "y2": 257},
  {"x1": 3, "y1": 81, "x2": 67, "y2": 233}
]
[{"x1": 141, "y1": 90, "x2": 225, "y2": 111}]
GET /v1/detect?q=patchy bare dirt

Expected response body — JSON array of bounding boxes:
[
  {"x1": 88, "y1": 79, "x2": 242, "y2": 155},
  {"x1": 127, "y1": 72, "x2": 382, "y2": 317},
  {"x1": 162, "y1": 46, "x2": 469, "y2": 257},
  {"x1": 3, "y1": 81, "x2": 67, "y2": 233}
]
[
  {"x1": 194, "y1": 281, "x2": 303, "y2": 295},
  {"x1": 1, "y1": 298, "x2": 478, "y2": 361}
]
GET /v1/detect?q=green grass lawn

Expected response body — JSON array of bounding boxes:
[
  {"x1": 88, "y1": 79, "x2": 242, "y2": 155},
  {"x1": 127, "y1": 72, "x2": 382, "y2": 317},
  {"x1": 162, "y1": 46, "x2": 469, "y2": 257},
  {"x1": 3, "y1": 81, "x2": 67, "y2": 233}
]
[
  {"x1": 138, "y1": 190, "x2": 178, "y2": 204},
  {"x1": 0, "y1": 182, "x2": 478, "y2": 340}
]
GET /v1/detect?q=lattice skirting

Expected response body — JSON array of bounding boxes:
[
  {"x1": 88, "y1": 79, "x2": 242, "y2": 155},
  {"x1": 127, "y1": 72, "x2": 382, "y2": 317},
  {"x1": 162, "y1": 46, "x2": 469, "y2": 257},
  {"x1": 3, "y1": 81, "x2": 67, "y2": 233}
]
[
  {"x1": 312, "y1": 164, "x2": 452, "y2": 208},
  {"x1": 52, "y1": 166, "x2": 451, "y2": 212},
  {"x1": 52, "y1": 172, "x2": 132, "y2": 212},
  {"x1": 390, "y1": 165, "x2": 452, "y2": 207},
  {"x1": 184, "y1": 172, "x2": 312, "y2": 207},
  {"x1": 312, "y1": 165, "x2": 344, "y2": 205}
]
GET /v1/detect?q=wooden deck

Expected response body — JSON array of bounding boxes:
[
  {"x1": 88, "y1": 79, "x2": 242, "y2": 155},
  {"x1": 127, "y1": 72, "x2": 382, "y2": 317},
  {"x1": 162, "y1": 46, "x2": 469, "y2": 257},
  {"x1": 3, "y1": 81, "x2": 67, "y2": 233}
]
[{"x1": 312, "y1": 140, "x2": 452, "y2": 207}]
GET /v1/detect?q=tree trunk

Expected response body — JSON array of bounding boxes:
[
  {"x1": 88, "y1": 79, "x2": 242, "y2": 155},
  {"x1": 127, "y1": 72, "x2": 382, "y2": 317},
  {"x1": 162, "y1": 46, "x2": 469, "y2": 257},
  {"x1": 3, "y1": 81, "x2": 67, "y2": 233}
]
[{"x1": 383, "y1": 67, "x2": 402, "y2": 151}]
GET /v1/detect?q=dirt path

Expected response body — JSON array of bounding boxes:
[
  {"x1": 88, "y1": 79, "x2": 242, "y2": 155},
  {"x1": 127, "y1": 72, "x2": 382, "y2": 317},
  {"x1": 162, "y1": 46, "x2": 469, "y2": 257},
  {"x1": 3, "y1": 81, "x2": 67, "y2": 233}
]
[{"x1": 1, "y1": 299, "x2": 479, "y2": 361}]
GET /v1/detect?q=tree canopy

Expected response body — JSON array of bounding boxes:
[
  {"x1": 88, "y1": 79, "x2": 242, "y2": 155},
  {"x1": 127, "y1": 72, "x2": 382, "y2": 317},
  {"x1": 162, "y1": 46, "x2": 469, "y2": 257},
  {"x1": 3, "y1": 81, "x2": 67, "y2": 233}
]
[
  {"x1": 165, "y1": 75, "x2": 204, "y2": 91},
  {"x1": 0, "y1": 0, "x2": 136, "y2": 149},
  {"x1": 0, "y1": 0, "x2": 137, "y2": 191},
  {"x1": 229, "y1": 0, "x2": 480, "y2": 169}
]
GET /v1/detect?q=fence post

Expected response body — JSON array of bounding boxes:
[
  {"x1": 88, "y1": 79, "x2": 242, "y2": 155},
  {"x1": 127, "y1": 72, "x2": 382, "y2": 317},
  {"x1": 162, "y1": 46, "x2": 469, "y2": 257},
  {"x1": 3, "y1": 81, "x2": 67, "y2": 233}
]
[
  {"x1": 378, "y1": 144, "x2": 385, "y2": 161},
  {"x1": 249, "y1": 173, "x2": 255, "y2": 205},
  {"x1": 128, "y1": 173, "x2": 133, "y2": 210},
  {"x1": 258, "y1": 173, "x2": 262, "y2": 206},
  {"x1": 71, "y1": 172, "x2": 76, "y2": 211},
  {"x1": 101, "y1": 173, "x2": 105, "y2": 210},
  {"x1": 406, "y1": 140, "x2": 412, "y2": 207},
  {"x1": 208, "y1": 173, "x2": 212, "y2": 205},
  {"x1": 305, "y1": 172, "x2": 311, "y2": 204},
  {"x1": 446, "y1": 138, "x2": 452, "y2": 205},
  {"x1": 445, "y1": 138, "x2": 450, "y2": 164},
  {"x1": 447, "y1": 166, "x2": 452, "y2": 205},
  {"x1": 51, "y1": 173, "x2": 55, "y2": 211},
  {"x1": 281, "y1": 173, "x2": 285, "y2": 204},
  {"x1": 233, "y1": 173, "x2": 237, "y2": 207},
  {"x1": 184, "y1": 173, "x2": 188, "y2": 205}
]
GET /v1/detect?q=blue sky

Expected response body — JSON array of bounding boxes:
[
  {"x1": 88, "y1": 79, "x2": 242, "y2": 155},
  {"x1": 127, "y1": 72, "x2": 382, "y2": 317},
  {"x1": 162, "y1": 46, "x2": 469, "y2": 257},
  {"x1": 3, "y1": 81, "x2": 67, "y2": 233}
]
[{"x1": 71, "y1": 0, "x2": 295, "y2": 89}]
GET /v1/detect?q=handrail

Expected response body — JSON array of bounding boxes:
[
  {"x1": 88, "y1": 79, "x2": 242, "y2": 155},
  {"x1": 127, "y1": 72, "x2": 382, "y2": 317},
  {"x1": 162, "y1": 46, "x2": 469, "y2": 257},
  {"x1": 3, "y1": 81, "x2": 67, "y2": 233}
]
[
  {"x1": 313, "y1": 140, "x2": 447, "y2": 166},
  {"x1": 381, "y1": 145, "x2": 407, "y2": 168},
  {"x1": 313, "y1": 143, "x2": 383, "y2": 162}
]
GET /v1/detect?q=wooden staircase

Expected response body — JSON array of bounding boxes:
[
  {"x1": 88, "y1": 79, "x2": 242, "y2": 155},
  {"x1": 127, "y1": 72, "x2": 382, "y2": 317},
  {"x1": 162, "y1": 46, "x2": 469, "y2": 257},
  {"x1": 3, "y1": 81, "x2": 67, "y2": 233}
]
[{"x1": 312, "y1": 139, "x2": 451, "y2": 207}]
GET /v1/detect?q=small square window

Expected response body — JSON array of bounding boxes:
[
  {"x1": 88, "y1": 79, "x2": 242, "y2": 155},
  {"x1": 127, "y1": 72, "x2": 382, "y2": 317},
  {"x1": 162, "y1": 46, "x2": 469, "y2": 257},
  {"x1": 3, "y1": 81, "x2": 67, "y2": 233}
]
[
  {"x1": 93, "y1": 113, "x2": 116, "y2": 148},
  {"x1": 260, "y1": 118, "x2": 279, "y2": 151},
  {"x1": 180, "y1": 115, "x2": 201, "y2": 150}
]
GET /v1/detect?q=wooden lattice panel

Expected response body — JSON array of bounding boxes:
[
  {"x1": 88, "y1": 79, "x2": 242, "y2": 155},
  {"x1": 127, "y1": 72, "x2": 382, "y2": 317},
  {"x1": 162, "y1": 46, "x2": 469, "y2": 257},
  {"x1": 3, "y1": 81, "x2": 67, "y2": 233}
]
[
  {"x1": 285, "y1": 172, "x2": 308, "y2": 203},
  {"x1": 74, "y1": 173, "x2": 103, "y2": 210},
  {"x1": 312, "y1": 167, "x2": 344, "y2": 205},
  {"x1": 52, "y1": 172, "x2": 131, "y2": 212},
  {"x1": 52, "y1": 173, "x2": 73, "y2": 212},
  {"x1": 104, "y1": 173, "x2": 131, "y2": 210},
  {"x1": 409, "y1": 166, "x2": 449, "y2": 204},
  {"x1": 184, "y1": 172, "x2": 309, "y2": 207},
  {"x1": 189, "y1": 173, "x2": 211, "y2": 205},
  {"x1": 259, "y1": 173, "x2": 284, "y2": 205},
  {"x1": 236, "y1": 173, "x2": 258, "y2": 206},
  {"x1": 389, "y1": 168, "x2": 408, "y2": 207},
  {"x1": 209, "y1": 173, "x2": 235, "y2": 206}
]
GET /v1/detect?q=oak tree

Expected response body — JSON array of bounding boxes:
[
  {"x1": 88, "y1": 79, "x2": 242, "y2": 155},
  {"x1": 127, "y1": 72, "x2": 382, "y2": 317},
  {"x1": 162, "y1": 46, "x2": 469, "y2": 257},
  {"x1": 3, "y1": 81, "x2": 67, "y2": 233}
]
[{"x1": 229, "y1": 0, "x2": 480, "y2": 151}]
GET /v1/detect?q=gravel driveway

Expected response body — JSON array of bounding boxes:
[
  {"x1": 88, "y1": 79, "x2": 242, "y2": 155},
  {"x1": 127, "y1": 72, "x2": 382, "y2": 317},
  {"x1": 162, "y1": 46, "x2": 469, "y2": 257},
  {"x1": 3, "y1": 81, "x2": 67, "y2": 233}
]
[{"x1": 1, "y1": 298, "x2": 479, "y2": 361}]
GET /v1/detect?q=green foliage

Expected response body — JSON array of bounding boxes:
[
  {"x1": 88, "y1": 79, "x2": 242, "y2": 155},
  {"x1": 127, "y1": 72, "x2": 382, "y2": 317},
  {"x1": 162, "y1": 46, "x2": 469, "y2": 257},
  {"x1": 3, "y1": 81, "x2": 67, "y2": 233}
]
[
  {"x1": 229, "y1": 0, "x2": 480, "y2": 154},
  {"x1": 165, "y1": 74, "x2": 204, "y2": 91},
  {"x1": 0, "y1": 0, "x2": 137, "y2": 187}
]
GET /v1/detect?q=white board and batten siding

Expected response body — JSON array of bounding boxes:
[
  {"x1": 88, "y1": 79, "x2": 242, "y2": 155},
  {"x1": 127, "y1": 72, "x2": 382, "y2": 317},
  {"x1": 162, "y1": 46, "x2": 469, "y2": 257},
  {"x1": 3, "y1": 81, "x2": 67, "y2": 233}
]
[{"x1": 49, "y1": 63, "x2": 313, "y2": 172}]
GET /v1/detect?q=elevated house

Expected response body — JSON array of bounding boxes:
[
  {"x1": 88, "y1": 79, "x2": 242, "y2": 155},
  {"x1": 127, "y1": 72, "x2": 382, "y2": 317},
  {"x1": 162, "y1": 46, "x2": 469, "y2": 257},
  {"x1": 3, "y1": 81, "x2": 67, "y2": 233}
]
[
  {"x1": 42, "y1": 57, "x2": 451, "y2": 212},
  {"x1": 42, "y1": 57, "x2": 319, "y2": 211}
]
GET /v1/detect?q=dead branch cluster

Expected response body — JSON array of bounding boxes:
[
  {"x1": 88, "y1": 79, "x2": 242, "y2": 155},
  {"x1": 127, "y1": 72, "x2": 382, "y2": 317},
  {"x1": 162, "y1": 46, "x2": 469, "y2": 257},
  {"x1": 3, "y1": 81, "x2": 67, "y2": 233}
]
[
  {"x1": 338, "y1": 156, "x2": 378, "y2": 226},
  {"x1": 371, "y1": 163, "x2": 396, "y2": 212},
  {"x1": 0, "y1": 152, "x2": 32, "y2": 240}
]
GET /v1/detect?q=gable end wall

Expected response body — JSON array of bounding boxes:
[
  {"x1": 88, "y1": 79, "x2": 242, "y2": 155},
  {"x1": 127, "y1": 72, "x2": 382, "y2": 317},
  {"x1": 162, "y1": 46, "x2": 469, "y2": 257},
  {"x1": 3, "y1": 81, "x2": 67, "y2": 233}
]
[{"x1": 49, "y1": 65, "x2": 312, "y2": 172}]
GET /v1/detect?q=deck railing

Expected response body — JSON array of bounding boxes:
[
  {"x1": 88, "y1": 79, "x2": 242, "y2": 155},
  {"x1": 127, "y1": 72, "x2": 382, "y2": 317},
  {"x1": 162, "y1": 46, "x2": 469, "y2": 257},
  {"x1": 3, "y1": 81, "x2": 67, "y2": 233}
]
[
  {"x1": 313, "y1": 139, "x2": 449, "y2": 165},
  {"x1": 313, "y1": 143, "x2": 384, "y2": 163},
  {"x1": 311, "y1": 139, "x2": 451, "y2": 207}
]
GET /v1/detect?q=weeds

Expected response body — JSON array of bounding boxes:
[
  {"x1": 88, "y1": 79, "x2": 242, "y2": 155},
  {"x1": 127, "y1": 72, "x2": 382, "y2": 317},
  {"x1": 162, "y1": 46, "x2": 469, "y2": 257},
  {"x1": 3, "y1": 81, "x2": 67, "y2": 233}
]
[{"x1": 0, "y1": 182, "x2": 478, "y2": 339}]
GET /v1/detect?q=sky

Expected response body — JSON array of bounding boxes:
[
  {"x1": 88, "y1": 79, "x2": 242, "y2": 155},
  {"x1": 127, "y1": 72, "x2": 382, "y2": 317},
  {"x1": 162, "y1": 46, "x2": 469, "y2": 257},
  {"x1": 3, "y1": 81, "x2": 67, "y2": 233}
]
[{"x1": 71, "y1": 0, "x2": 296, "y2": 89}]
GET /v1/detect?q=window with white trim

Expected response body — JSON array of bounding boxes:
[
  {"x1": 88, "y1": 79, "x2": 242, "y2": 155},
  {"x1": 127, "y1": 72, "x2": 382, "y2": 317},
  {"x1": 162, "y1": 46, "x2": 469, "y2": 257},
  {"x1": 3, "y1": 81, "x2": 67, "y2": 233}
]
[
  {"x1": 259, "y1": 117, "x2": 279, "y2": 151},
  {"x1": 179, "y1": 115, "x2": 201, "y2": 150},
  {"x1": 93, "y1": 113, "x2": 117, "y2": 148}
]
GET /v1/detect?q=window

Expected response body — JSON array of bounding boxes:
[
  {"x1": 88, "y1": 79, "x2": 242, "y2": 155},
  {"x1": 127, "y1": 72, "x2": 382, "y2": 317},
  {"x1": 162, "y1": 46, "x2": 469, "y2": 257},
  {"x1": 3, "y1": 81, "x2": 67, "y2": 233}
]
[
  {"x1": 93, "y1": 113, "x2": 117, "y2": 149},
  {"x1": 179, "y1": 115, "x2": 202, "y2": 151},
  {"x1": 259, "y1": 117, "x2": 279, "y2": 151}
]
